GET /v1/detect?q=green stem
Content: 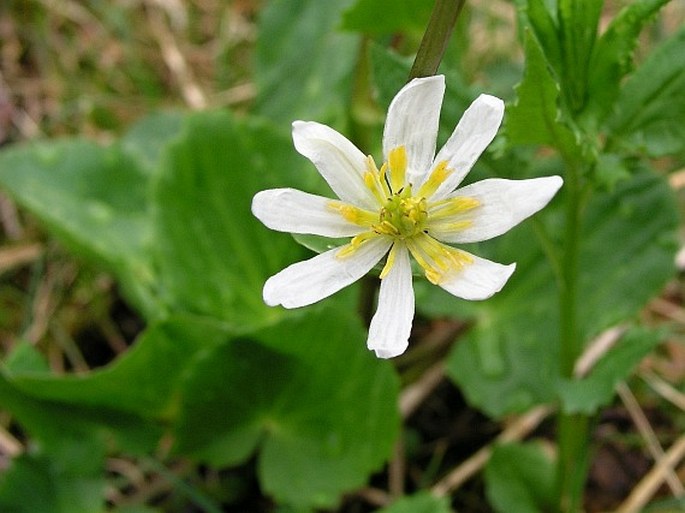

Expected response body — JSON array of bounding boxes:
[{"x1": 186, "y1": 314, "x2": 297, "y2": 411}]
[
  {"x1": 556, "y1": 162, "x2": 590, "y2": 513},
  {"x1": 559, "y1": 164, "x2": 581, "y2": 379},
  {"x1": 409, "y1": 0, "x2": 466, "y2": 79}
]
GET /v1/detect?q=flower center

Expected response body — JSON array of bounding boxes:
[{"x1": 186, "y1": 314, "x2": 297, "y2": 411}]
[
  {"x1": 374, "y1": 186, "x2": 427, "y2": 239},
  {"x1": 330, "y1": 145, "x2": 481, "y2": 283}
]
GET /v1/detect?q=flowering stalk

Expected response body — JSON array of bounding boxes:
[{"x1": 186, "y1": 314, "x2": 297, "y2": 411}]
[
  {"x1": 409, "y1": 0, "x2": 466, "y2": 79},
  {"x1": 557, "y1": 160, "x2": 591, "y2": 513}
]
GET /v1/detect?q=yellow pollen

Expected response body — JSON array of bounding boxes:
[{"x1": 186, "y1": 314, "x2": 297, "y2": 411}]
[
  {"x1": 388, "y1": 146, "x2": 407, "y2": 193},
  {"x1": 418, "y1": 161, "x2": 453, "y2": 198}
]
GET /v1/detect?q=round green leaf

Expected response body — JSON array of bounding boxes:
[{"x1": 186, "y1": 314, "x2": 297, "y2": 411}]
[
  {"x1": 174, "y1": 308, "x2": 401, "y2": 509},
  {"x1": 153, "y1": 111, "x2": 311, "y2": 329},
  {"x1": 448, "y1": 169, "x2": 678, "y2": 417}
]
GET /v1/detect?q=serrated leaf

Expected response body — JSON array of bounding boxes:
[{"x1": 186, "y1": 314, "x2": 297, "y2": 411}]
[
  {"x1": 374, "y1": 492, "x2": 452, "y2": 513},
  {"x1": 174, "y1": 309, "x2": 400, "y2": 509},
  {"x1": 557, "y1": 0, "x2": 603, "y2": 112},
  {"x1": 514, "y1": 0, "x2": 562, "y2": 71},
  {"x1": 607, "y1": 27, "x2": 685, "y2": 157},
  {"x1": 506, "y1": 31, "x2": 577, "y2": 153},
  {"x1": 342, "y1": 0, "x2": 433, "y2": 35},
  {"x1": 485, "y1": 442, "x2": 555, "y2": 513},
  {"x1": 254, "y1": 0, "x2": 360, "y2": 127},
  {"x1": 585, "y1": 0, "x2": 670, "y2": 123},
  {"x1": 448, "y1": 169, "x2": 678, "y2": 417},
  {"x1": 152, "y1": 111, "x2": 310, "y2": 329},
  {"x1": 558, "y1": 327, "x2": 662, "y2": 414}
]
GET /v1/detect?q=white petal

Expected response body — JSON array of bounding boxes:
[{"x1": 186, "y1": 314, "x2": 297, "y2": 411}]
[
  {"x1": 252, "y1": 188, "x2": 367, "y2": 238},
  {"x1": 292, "y1": 121, "x2": 377, "y2": 210},
  {"x1": 439, "y1": 252, "x2": 515, "y2": 301},
  {"x1": 429, "y1": 176, "x2": 563, "y2": 243},
  {"x1": 426, "y1": 94, "x2": 505, "y2": 201},
  {"x1": 382, "y1": 75, "x2": 445, "y2": 186},
  {"x1": 263, "y1": 237, "x2": 391, "y2": 309},
  {"x1": 367, "y1": 244, "x2": 414, "y2": 359}
]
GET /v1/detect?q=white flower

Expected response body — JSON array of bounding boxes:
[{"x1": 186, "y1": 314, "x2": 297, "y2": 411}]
[{"x1": 252, "y1": 75, "x2": 562, "y2": 359}]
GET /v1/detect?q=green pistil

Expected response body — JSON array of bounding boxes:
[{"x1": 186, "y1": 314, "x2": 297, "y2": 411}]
[{"x1": 377, "y1": 187, "x2": 428, "y2": 238}]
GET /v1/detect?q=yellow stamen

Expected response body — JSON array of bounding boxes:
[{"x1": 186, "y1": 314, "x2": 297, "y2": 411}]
[
  {"x1": 364, "y1": 156, "x2": 390, "y2": 202},
  {"x1": 336, "y1": 231, "x2": 378, "y2": 258},
  {"x1": 429, "y1": 196, "x2": 480, "y2": 220},
  {"x1": 406, "y1": 234, "x2": 473, "y2": 284},
  {"x1": 378, "y1": 163, "x2": 391, "y2": 197},
  {"x1": 417, "y1": 161, "x2": 453, "y2": 198},
  {"x1": 388, "y1": 146, "x2": 407, "y2": 193},
  {"x1": 374, "y1": 220, "x2": 400, "y2": 237},
  {"x1": 327, "y1": 201, "x2": 377, "y2": 226},
  {"x1": 379, "y1": 243, "x2": 399, "y2": 279},
  {"x1": 428, "y1": 220, "x2": 474, "y2": 233}
]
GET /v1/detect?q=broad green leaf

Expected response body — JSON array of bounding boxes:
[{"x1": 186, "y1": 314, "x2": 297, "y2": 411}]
[
  {"x1": 7, "y1": 318, "x2": 224, "y2": 419},
  {"x1": 585, "y1": 0, "x2": 670, "y2": 123},
  {"x1": 342, "y1": 0, "x2": 433, "y2": 35},
  {"x1": 0, "y1": 372, "x2": 157, "y2": 452},
  {"x1": 0, "y1": 438, "x2": 106, "y2": 513},
  {"x1": 152, "y1": 111, "x2": 309, "y2": 329},
  {"x1": 558, "y1": 327, "x2": 663, "y2": 414},
  {"x1": 369, "y1": 43, "x2": 413, "y2": 112},
  {"x1": 484, "y1": 442, "x2": 555, "y2": 513},
  {"x1": 447, "y1": 228, "x2": 560, "y2": 415},
  {"x1": 448, "y1": 169, "x2": 678, "y2": 417},
  {"x1": 254, "y1": 0, "x2": 360, "y2": 128},
  {"x1": 0, "y1": 139, "x2": 156, "y2": 314},
  {"x1": 506, "y1": 31, "x2": 577, "y2": 154},
  {"x1": 120, "y1": 110, "x2": 185, "y2": 175},
  {"x1": 3, "y1": 340, "x2": 50, "y2": 374},
  {"x1": 174, "y1": 309, "x2": 400, "y2": 509},
  {"x1": 557, "y1": 0, "x2": 602, "y2": 112},
  {"x1": 577, "y1": 170, "x2": 677, "y2": 336},
  {"x1": 0, "y1": 318, "x2": 231, "y2": 453},
  {"x1": 374, "y1": 492, "x2": 452, "y2": 513},
  {"x1": 607, "y1": 27, "x2": 685, "y2": 157}
]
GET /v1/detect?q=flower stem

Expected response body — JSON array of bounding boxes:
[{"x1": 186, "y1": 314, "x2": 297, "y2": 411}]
[
  {"x1": 409, "y1": 0, "x2": 466, "y2": 79},
  {"x1": 556, "y1": 161, "x2": 590, "y2": 513}
]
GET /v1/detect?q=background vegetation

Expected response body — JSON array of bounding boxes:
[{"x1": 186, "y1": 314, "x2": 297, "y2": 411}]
[{"x1": 0, "y1": 0, "x2": 683, "y2": 512}]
